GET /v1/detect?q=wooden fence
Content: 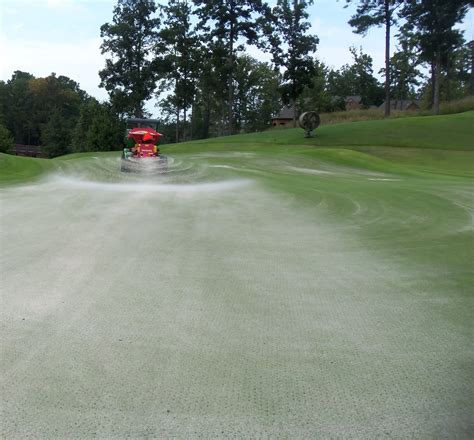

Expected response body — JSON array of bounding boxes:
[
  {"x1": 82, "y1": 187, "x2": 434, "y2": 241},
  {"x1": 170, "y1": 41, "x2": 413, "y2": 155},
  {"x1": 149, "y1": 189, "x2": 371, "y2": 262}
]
[{"x1": 10, "y1": 144, "x2": 49, "y2": 158}]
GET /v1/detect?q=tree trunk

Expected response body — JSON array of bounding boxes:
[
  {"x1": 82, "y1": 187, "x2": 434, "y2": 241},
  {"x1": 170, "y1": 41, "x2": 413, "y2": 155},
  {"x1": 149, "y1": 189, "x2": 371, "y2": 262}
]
[
  {"x1": 228, "y1": 0, "x2": 235, "y2": 135},
  {"x1": 384, "y1": 0, "x2": 391, "y2": 118},
  {"x1": 203, "y1": 92, "x2": 210, "y2": 139},
  {"x1": 470, "y1": 40, "x2": 474, "y2": 95},
  {"x1": 183, "y1": 106, "x2": 187, "y2": 142},
  {"x1": 292, "y1": 99, "x2": 297, "y2": 128},
  {"x1": 433, "y1": 50, "x2": 441, "y2": 115},
  {"x1": 445, "y1": 61, "x2": 451, "y2": 102},
  {"x1": 190, "y1": 102, "x2": 194, "y2": 140},
  {"x1": 176, "y1": 108, "x2": 180, "y2": 143},
  {"x1": 430, "y1": 60, "x2": 436, "y2": 109}
]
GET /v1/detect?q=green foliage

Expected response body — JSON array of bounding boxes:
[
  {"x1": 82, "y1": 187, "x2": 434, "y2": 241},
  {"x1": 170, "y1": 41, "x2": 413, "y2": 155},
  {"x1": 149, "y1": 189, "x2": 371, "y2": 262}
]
[
  {"x1": 418, "y1": 39, "x2": 473, "y2": 105},
  {"x1": 41, "y1": 109, "x2": 72, "y2": 157},
  {"x1": 266, "y1": 0, "x2": 318, "y2": 121},
  {"x1": 346, "y1": 0, "x2": 401, "y2": 35},
  {"x1": 193, "y1": 0, "x2": 269, "y2": 133},
  {"x1": 298, "y1": 60, "x2": 338, "y2": 113},
  {"x1": 345, "y1": 1, "x2": 404, "y2": 116},
  {"x1": 382, "y1": 34, "x2": 420, "y2": 100},
  {"x1": 158, "y1": 0, "x2": 200, "y2": 142},
  {"x1": 233, "y1": 55, "x2": 281, "y2": 132},
  {"x1": 327, "y1": 47, "x2": 384, "y2": 107},
  {"x1": 72, "y1": 99, "x2": 125, "y2": 152},
  {"x1": 438, "y1": 96, "x2": 474, "y2": 115},
  {"x1": 401, "y1": 0, "x2": 471, "y2": 114},
  {"x1": 0, "y1": 124, "x2": 14, "y2": 153},
  {"x1": 3, "y1": 71, "x2": 36, "y2": 144},
  {"x1": 99, "y1": 0, "x2": 160, "y2": 117}
]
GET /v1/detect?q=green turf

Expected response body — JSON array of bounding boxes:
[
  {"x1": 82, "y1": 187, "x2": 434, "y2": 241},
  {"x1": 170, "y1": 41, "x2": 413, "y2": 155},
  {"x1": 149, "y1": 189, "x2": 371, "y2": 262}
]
[
  {"x1": 1, "y1": 112, "x2": 473, "y2": 437},
  {"x1": 186, "y1": 110, "x2": 474, "y2": 151}
]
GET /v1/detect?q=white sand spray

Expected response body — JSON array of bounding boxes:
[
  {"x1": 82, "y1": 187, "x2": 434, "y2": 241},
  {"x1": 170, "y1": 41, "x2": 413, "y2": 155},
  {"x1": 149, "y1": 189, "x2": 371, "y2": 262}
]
[{"x1": 1, "y1": 161, "x2": 472, "y2": 438}]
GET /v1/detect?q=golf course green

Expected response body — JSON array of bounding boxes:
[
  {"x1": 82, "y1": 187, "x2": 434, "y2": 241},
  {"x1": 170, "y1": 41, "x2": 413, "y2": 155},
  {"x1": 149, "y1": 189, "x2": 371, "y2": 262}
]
[{"x1": 1, "y1": 112, "x2": 473, "y2": 438}]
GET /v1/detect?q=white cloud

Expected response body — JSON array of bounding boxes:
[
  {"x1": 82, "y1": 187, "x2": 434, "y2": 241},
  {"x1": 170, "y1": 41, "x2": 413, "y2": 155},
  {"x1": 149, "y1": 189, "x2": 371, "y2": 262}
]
[{"x1": 0, "y1": 35, "x2": 108, "y2": 101}]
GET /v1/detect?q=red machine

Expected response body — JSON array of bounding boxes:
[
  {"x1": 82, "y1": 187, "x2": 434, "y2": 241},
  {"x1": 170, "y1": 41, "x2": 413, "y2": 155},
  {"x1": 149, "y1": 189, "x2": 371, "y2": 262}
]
[{"x1": 121, "y1": 119, "x2": 167, "y2": 172}]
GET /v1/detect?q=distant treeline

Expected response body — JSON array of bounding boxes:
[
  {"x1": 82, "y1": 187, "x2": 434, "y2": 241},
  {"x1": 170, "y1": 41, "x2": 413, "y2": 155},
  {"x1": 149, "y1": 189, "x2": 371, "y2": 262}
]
[{"x1": 0, "y1": 0, "x2": 472, "y2": 157}]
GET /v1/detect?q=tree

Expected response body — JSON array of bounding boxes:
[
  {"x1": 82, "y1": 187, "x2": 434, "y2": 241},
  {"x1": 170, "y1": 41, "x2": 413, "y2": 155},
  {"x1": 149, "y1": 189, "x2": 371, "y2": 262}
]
[
  {"x1": 193, "y1": 0, "x2": 268, "y2": 134},
  {"x1": 298, "y1": 60, "x2": 336, "y2": 113},
  {"x1": 99, "y1": 0, "x2": 160, "y2": 117},
  {"x1": 345, "y1": 0, "x2": 403, "y2": 117},
  {"x1": 402, "y1": 0, "x2": 472, "y2": 114},
  {"x1": 266, "y1": 0, "x2": 319, "y2": 126},
  {"x1": 327, "y1": 46, "x2": 384, "y2": 108},
  {"x1": 190, "y1": 43, "x2": 229, "y2": 139},
  {"x1": 41, "y1": 108, "x2": 72, "y2": 157},
  {"x1": 233, "y1": 54, "x2": 281, "y2": 132},
  {"x1": 72, "y1": 99, "x2": 124, "y2": 152},
  {"x1": 469, "y1": 40, "x2": 474, "y2": 95},
  {"x1": 4, "y1": 71, "x2": 35, "y2": 144},
  {"x1": 381, "y1": 33, "x2": 421, "y2": 101},
  {"x1": 418, "y1": 37, "x2": 473, "y2": 105},
  {"x1": 158, "y1": 0, "x2": 200, "y2": 142},
  {"x1": 0, "y1": 124, "x2": 14, "y2": 153}
]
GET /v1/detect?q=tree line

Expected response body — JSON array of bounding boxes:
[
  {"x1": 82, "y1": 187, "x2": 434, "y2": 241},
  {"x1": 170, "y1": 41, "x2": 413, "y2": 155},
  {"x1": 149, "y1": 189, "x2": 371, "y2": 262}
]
[{"x1": 1, "y1": 0, "x2": 472, "y2": 156}]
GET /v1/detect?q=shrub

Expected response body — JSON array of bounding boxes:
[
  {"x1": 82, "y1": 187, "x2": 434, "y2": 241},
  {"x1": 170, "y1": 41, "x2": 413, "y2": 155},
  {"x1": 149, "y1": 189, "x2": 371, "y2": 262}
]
[{"x1": 0, "y1": 124, "x2": 14, "y2": 153}]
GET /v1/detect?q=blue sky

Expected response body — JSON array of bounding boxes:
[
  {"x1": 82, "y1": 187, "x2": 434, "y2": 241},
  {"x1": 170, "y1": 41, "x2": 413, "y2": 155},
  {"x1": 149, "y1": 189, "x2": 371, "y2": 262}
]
[{"x1": 1, "y1": 0, "x2": 472, "y2": 117}]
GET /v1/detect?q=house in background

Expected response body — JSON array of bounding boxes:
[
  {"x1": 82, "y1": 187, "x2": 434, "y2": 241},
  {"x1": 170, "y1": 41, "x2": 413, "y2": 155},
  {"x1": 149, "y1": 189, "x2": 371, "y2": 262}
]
[
  {"x1": 271, "y1": 106, "x2": 297, "y2": 127},
  {"x1": 380, "y1": 99, "x2": 421, "y2": 112},
  {"x1": 345, "y1": 96, "x2": 362, "y2": 110}
]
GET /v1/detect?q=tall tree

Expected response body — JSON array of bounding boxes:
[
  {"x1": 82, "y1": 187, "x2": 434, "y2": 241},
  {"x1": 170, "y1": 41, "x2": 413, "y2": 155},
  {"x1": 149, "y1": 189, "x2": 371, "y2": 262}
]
[
  {"x1": 72, "y1": 99, "x2": 124, "y2": 152},
  {"x1": 266, "y1": 0, "x2": 319, "y2": 126},
  {"x1": 327, "y1": 46, "x2": 384, "y2": 107},
  {"x1": 381, "y1": 33, "x2": 421, "y2": 101},
  {"x1": 233, "y1": 54, "x2": 281, "y2": 132},
  {"x1": 298, "y1": 60, "x2": 335, "y2": 113},
  {"x1": 99, "y1": 0, "x2": 159, "y2": 117},
  {"x1": 345, "y1": 0, "x2": 403, "y2": 117},
  {"x1": 193, "y1": 0, "x2": 268, "y2": 134},
  {"x1": 158, "y1": 0, "x2": 200, "y2": 142},
  {"x1": 0, "y1": 124, "x2": 14, "y2": 153},
  {"x1": 402, "y1": 0, "x2": 472, "y2": 114},
  {"x1": 469, "y1": 40, "x2": 474, "y2": 95},
  {"x1": 191, "y1": 42, "x2": 229, "y2": 139},
  {"x1": 4, "y1": 71, "x2": 35, "y2": 144}
]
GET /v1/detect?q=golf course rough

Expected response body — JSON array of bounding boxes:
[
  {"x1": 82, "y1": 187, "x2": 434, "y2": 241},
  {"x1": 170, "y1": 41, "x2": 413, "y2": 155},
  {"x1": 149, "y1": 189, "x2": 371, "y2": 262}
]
[{"x1": 1, "y1": 113, "x2": 473, "y2": 438}]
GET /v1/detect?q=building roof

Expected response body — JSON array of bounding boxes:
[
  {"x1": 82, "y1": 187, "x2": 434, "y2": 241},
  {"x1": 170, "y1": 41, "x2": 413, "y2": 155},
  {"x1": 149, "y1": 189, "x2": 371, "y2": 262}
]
[
  {"x1": 345, "y1": 95, "x2": 362, "y2": 103},
  {"x1": 272, "y1": 106, "x2": 295, "y2": 120},
  {"x1": 379, "y1": 100, "x2": 420, "y2": 110}
]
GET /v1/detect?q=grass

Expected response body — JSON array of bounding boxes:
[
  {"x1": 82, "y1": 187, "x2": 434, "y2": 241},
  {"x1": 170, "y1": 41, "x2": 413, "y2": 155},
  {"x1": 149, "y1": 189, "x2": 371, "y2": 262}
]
[
  {"x1": 1, "y1": 110, "x2": 473, "y2": 438},
  {"x1": 193, "y1": 111, "x2": 474, "y2": 151},
  {"x1": 0, "y1": 153, "x2": 55, "y2": 185}
]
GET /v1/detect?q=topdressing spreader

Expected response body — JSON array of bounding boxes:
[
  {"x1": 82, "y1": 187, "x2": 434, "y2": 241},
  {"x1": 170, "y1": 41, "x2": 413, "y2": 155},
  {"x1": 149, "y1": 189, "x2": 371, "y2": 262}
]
[{"x1": 121, "y1": 118, "x2": 167, "y2": 172}]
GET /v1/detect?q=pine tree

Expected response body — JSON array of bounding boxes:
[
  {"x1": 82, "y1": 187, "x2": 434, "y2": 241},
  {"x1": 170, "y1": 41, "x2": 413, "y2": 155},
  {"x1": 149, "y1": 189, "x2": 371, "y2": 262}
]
[
  {"x1": 381, "y1": 33, "x2": 421, "y2": 101},
  {"x1": 99, "y1": 0, "x2": 160, "y2": 117},
  {"x1": 402, "y1": 0, "x2": 472, "y2": 114},
  {"x1": 158, "y1": 0, "x2": 200, "y2": 142},
  {"x1": 266, "y1": 0, "x2": 319, "y2": 126},
  {"x1": 345, "y1": 0, "x2": 403, "y2": 117},
  {"x1": 193, "y1": 0, "x2": 268, "y2": 134}
]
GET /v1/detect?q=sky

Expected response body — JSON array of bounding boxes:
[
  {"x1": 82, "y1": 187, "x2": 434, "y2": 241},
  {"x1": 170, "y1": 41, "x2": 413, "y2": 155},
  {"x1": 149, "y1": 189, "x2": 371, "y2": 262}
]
[{"x1": 1, "y1": 0, "x2": 473, "y2": 117}]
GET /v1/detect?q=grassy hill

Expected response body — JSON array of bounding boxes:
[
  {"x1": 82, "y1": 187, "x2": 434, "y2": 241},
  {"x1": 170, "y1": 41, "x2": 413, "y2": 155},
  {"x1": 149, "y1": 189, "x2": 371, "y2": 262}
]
[
  {"x1": 2, "y1": 111, "x2": 473, "y2": 438},
  {"x1": 1, "y1": 111, "x2": 473, "y2": 186},
  {"x1": 186, "y1": 111, "x2": 474, "y2": 150}
]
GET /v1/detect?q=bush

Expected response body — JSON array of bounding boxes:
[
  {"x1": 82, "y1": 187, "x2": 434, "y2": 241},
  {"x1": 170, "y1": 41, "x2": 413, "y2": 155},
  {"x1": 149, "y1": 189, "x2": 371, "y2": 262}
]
[
  {"x1": 439, "y1": 96, "x2": 474, "y2": 115},
  {"x1": 0, "y1": 124, "x2": 14, "y2": 153}
]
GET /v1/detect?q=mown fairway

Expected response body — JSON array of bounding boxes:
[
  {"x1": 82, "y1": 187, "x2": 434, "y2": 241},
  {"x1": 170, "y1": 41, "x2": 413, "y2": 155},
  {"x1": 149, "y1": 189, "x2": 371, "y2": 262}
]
[{"x1": 1, "y1": 113, "x2": 473, "y2": 438}]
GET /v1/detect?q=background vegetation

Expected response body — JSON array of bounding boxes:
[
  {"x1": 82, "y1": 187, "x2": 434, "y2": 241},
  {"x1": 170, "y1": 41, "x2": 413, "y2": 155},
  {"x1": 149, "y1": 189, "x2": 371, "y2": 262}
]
[{"x1": 0, "y1": 0, "x2": 472, "y2": 157}]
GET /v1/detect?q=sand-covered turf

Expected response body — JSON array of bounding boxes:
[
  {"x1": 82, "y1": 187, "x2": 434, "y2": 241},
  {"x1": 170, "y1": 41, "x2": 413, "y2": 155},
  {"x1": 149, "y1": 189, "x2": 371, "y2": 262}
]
[{"x1": 1, "y1": 114, "x2": 473, "y2": 438}]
